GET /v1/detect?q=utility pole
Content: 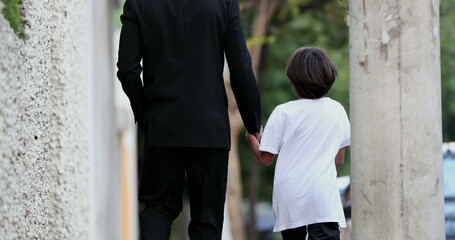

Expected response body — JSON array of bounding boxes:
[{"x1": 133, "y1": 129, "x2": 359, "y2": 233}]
[{"x1": 349, "y1": 0, "x2": 445, "y2": 239}]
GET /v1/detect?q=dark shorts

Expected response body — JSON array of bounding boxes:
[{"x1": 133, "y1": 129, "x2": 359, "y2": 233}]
[{"x1": 281, "y1": 222, "x2": 340, "y2": 240}]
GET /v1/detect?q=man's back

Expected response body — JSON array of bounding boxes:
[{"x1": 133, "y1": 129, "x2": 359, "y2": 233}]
[
  {"x1": 117, "y1": 0, "x2": 261, "y2": 148},
  {"x1": 117, "y1": 1, "x2": 261, "y2": 239}
]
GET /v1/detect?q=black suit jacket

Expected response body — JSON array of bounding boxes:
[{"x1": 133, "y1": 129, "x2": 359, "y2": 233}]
[{"x1": 117, "y1": 0, "x2": 261, "y2": 149}]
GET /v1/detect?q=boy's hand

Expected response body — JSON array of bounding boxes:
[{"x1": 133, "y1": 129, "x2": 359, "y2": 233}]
[
  {"x1": 245, "y1": 127, "x2": 276, "y2": 166},
  {"x1": 248, "y1": 125, "x2": 263, "y2": 142},
  {"x1": 246, "y1": 132, "x2": 258, "y2": 144},
  {"x1": 255, "y1": 125, "x2": 263, "y2": 141}
]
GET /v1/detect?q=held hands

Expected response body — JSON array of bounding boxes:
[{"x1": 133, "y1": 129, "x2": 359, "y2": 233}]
[
  {"x1": 246, "y1": 125, "x2": 263, "y2": 144},
  {"x1": 245, "y1": 126, "x2": 275, "y2": 166}
]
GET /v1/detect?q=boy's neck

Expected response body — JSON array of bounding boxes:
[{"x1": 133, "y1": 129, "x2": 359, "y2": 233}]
[{"x1": 298, "y1": 96, "x2": 325, "y2": 100}]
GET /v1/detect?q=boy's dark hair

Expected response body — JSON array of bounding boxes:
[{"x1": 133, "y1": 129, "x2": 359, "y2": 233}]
[{"x1": 285, "y1": 46, "x2": 338, "y2": 99}]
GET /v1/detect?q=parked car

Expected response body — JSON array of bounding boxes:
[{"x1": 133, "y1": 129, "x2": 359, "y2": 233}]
[
  {"x1": 338, "y1": 142, "x2": 455, "y2": 239},
  {"x1": 336, "y1": 175, "x2": 351, "y2": 219},
  {"x1": 444, "y1": 142, "x2": 455, "y2": 239}
]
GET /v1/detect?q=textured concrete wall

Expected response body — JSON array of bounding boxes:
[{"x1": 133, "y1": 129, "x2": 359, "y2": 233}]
[
  {"x1": 349, "y1": 0, "x2": 445, "y2": 239},
  {"x1": 0, "y1": 0, "x2": 90, "y2": 239}
]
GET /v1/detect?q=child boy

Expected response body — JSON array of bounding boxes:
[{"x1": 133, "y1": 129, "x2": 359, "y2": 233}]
[{"x1": 246, "y1": 46, "x2": 350, "y2": 240}]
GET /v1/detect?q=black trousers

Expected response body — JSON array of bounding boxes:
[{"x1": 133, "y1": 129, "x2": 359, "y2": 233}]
[
  {"x1": 281, "y1": 222, "x2": 340, "y2": 240},
  {"x1": 138, "y1": 147, "x2": 229, "y2": 240}
]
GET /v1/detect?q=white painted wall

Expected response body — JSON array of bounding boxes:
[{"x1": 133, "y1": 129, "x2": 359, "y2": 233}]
[{"x1": 88, "y1": 0, "x2": 122, "y2": 239}]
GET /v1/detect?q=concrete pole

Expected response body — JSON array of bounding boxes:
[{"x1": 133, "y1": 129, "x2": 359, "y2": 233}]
[{"x1": 349, "y1": 0, "x2": 445, "y2": 239}]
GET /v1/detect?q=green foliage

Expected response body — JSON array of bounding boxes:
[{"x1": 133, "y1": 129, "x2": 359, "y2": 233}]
[
  {"x1": 114, "y1": 0, "x2": 125, "y2": 29},
  {"x1": 246, "y1": 35, "x2": 277, "y2": 49},
  {"x1": 261, "y1": 0, "x2": 350, "y2": 118},
  {"x1": 1, "y1": 0, "x2": 24, "y2": 39},
  {"x1": 240, "y1": 0, "x2": 455, "y2": 202},
  {"x1": 239, "y1": 0, "x2": 351, "y2": 202},
  {"x1": 441, "y1": 0, "x2": 455, "y2": 141}
]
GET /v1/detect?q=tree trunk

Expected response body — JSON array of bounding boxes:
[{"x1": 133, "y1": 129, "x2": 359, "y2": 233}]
[
  {"x1": 249, "y1": 0, "x2": 278, "y2": 73},
  {"x1": 225, "y1": 1, "x2": 278, "y2": 239},
  {"x1": 247, "y1": 160, "x2": 260, "y2": 240},
  {"x1": 247, "y1": 1, "x2": 277, "y2": 239},
  {"x1": 225, "y1": 79, "x2": 247, "y2": 240},
  {"x1": 349, "y1": 0, "x2": 445, "y2": 239}
]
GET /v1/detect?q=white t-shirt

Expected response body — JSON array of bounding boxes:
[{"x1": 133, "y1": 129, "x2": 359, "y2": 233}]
[{"x1": 259, "y1": 97, "x2": 350, "y2": 232}]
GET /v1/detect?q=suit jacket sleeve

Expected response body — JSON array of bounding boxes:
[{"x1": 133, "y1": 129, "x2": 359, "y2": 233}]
[
  {"x1": 117, "y1": 0, "x2": 144, "y2": 126},
  {"x1": 224, "y1": 0, "x2": 261, "y2": 134}
]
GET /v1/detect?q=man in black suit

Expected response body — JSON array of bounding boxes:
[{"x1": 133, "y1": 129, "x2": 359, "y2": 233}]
[{"x1": 117, "y1": 0, "x2": 261, "y2": 239}]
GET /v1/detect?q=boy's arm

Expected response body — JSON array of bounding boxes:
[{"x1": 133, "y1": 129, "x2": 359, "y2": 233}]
[
  {"x1": 246, "y1": 133, "x2": 276, "y2": 166},
  {"x1": 335, "y1": 147, "x2": 346, "y2": 170}
]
